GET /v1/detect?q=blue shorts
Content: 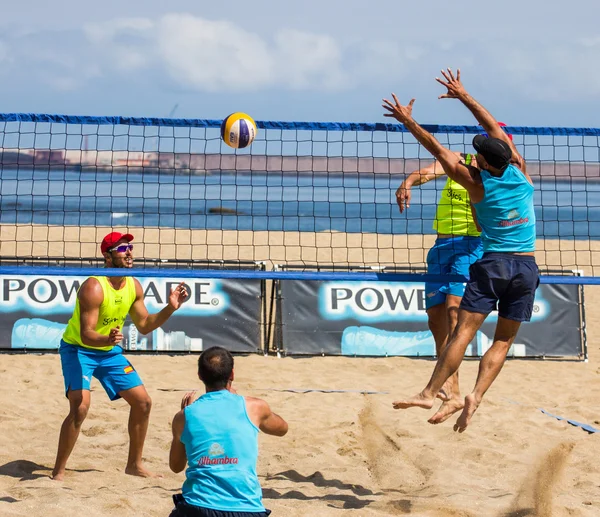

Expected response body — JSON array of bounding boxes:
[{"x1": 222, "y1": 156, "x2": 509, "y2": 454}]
[
  {"x1": 425, "y1": 236, "x2": 483, "y2": 310},
  {"x1": 460, "y1": 253, "x2": 540, "y2": 322},
  {"x1": 59, "y1": 340, "x2": 143, "y2": 401}
]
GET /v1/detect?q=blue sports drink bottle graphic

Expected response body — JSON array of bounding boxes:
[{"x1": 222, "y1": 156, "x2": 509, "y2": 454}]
[
  {"x1": 341, "y1": 326, "x2": 526, "y2": 357},
  {"x1": 12, "y1": 318, "x2": 66, "y2": 349},
  {"x1": 11, "y1": 318, "x2": 203, "y2": 352}
]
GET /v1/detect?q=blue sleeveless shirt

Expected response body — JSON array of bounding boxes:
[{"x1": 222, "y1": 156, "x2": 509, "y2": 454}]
[
  {"x1": 473, "y1": 164, "x2": 536, "y2": 253},
  {"x1": 181, "y1": 390, "x2": 265, "y2": 512}
]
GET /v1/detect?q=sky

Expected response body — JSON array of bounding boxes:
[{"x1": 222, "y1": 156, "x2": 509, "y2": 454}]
[{"x1": 0, "y1": 0, "x2": 599, "y2": 127}]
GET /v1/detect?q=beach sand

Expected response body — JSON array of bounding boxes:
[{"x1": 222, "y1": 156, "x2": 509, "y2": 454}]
[
  {"x1": 2, "y1": 224, "x2": 600, "y2": 275},
  {"x1": 0, "y1": 224, "x2": 599, "y2": 516}
]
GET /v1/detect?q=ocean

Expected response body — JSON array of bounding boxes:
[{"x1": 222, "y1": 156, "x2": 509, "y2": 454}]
[{"x1": 1, "y1": 169, "x2": 599, "y2": 238}]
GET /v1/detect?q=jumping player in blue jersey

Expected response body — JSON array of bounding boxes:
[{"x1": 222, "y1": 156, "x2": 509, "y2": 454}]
[
  {"x1": 383, "y1": 68, "x2": 538, "y2": 432},
  {"x1": 168, "y1": 346, "x2": 288, "y2": 517}
]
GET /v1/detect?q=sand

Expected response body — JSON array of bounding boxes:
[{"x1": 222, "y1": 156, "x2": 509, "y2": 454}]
[
  {"x1": 0, "y1": 289, "x2": 597, "y2": 516},
  {"x1": 0, "y1": 224, "x2": 599, "y2": 516},
  {"x1": 1, "y1": 224, "x2": 600, "y2": 275}
]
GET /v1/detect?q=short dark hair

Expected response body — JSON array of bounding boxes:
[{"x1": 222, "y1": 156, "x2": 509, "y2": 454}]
[{"x1": 198, "y1": 346, "x2": 234, "y2": 389}]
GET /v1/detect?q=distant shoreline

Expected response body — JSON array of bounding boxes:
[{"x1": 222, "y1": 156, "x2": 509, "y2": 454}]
[{"x1": 1, "y1": 164, "x2": 600, "y2": 182}]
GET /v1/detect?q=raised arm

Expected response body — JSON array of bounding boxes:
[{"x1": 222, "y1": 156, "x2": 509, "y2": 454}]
[
  {"x1": 436, "y1": 68, "x2": 525, "y2": 173},
  {"x1": 383, "y1": 96, "x2": 483, "y2": 203},
  {"x1": 398, "y1": 151, "x2": 471, "y2": 213},
  {"x1": 397, "y1": 161, "x2": 444, "y2": 213},
  {"x1": 128, "y1": 280, "x2": 188, "y2": 335}
]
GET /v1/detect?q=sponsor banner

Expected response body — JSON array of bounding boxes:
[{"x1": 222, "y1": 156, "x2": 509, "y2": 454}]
[
  {"x1": 0, "y1": 274, "x2": 261, "y2": 353},
  {"x1": 280, "y1": 280, "x2": 583, "y2": 358}
]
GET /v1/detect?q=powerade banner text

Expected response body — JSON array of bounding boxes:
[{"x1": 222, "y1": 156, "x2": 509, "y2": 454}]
[
  {"x1": 0, "y1": 275, "x2": 261, "y2": 353},
  {"x1": 280, "y1": 280, "x2": 583, "y2": 357}
]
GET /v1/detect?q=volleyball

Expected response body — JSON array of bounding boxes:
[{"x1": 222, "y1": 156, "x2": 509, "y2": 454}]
[{"x1": 221, "y1": 112, "x2": 257, "y2": 149}]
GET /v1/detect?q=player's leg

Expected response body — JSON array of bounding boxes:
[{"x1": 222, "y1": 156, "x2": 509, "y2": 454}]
[
  {"x1": 428, "y1": 293, "x2": 464, "y2": 424},
  {"x1": 120, "y1": 385, "x2": 156, "y2": 477},
  {"x1": 424, "y1": 239, "x2": 454, "y2": 400},
  {"x1": 95, "y1": 350, "x2": 157, "y2": 477},
  {"x1": 430, "y1": 238, "x2": 483, "y2": 420},
  {"x1": 393, "y1": 308, "x2": 487, "y2": 410},
  {"x1": 454, "y1": 316, "x2": 521, "y2": 433},
  {"x1": 393, "y1": 255, "x2": 495, "y2": 411},
  {"x1": 454, "y1": 255, "x2": 539, "y2": 432},
  {"x1": 52, "y1": 343, "x2": 94, "y2": 480}
]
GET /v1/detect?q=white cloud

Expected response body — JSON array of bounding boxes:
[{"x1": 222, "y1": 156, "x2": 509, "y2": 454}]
[
  {"x1": 81, "y1": 13, "x2": 351, "y2": 92},
  {"x1": 84, "y1": 17, "x2": 155, "y2": 44},
  {"x1": 578, "y1": 35, "x2": 600, "y2": 47},
  {"x1": 4, "y1": 10, "x2": 600, "y2": 109},
  {"x1": 273, "y1": 29, "x2": 347, "y2": 90},
  {"x1": 489, "y1": 44, "x2": 600, "y2": 101},
  {"x1": 84, "y1": 17, "x2": 155, "y2": 72},
  {"x1": 156, "y1": 14, "x2": 275, "y2": 91}
]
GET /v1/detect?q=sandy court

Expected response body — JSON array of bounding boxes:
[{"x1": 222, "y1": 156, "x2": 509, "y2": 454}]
[
  {"x1": 0, "y1": 288, "x2": 598, "y2": 516},
  {"x1": 1, "y1": 224, "x2": 600, "y2": 276},
  {"x1": 0, "y1": 223, "x2": 599, "y2": 516}
]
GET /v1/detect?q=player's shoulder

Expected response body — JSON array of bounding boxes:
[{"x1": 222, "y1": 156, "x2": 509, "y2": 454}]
[
  {"x1": 79, "y1": 276, "x2": 103, "y2": 295},
  {"x1": 244, "y1": 396, "x2": 270, "y2": 413}
]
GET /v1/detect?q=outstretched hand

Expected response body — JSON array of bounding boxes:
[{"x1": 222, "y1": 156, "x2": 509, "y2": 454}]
[
  {"x1": 382, "y1": 94, "x2": 415, "y2": 124},
  {"x1": 396, "y1": 182, "x2": 412, "y2": 213},
  {"x1": 436, "y1": 68, "x2": 467, "y2": 100},
  {"x1": 181, "y1": 391, "x2": 199, "y2": 409},
  {"x1": 168, "y1": 282, "x2": 189, "y2": 310}
]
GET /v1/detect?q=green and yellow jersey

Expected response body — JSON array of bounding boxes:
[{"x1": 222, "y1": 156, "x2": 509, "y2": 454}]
[
  {"x1": 433, "y1": 153, "x2": 481, "y2": 236},
  {"x1": 62, "y1": 276, "x2": 136, "y2": 352}
]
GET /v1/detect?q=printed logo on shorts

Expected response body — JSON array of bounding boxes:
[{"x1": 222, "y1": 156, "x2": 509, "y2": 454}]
[{"x1": 123, "y1": 365, "x2": 134, "y2": 374}]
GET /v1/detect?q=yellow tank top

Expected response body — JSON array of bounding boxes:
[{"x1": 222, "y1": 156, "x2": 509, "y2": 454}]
[
  {"x1": 62, "y1": 276, "x2": 137, "y2": 352},
  {"x1": 433, "y1": 154, "x2": 481, "y2": 236}
]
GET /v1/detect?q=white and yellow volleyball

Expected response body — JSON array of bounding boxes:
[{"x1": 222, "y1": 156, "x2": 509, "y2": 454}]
[{"x1": 220, "y1": 112, "x2": 257, "y2": 149}]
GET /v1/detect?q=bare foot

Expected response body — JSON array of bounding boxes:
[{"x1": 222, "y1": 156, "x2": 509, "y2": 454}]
[
  {"x1": 428, "y1": 397, "x2": 464, "y2": 425},
  {"x1": 453, "y1": 393, "x2": 480, "y2": 433},
  {"x1": 125, "y1": 464, "x2": 163, "y2": 478},
  {"x1": 436, "y1": 379, "x2": 453, "y2": 402},
  {"x1": 51, "y1": 469, "x2": 65, "y2": 481},
  {"x1": 392, "y1": 392, "x2": 435, "y2": 410}
]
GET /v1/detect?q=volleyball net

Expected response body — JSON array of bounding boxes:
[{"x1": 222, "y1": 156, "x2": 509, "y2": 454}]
[{"x1": 0, "y1": 113, "x2": 599, "y2": 284}]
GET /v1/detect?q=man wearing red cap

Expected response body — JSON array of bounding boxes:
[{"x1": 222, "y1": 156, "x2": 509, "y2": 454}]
[{"x1": 52, "y1": 231, "x2": 189, "y2": 481}]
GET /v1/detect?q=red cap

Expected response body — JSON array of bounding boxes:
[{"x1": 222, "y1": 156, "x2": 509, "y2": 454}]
[
  {"x1": 100, "y1": 232, "x2": 134, "y2": 254},
  {"x1": 497, "y1": 122, "x2": 513, "y2": 141}
]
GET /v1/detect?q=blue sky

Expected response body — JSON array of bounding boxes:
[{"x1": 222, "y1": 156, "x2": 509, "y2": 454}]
[{"x1": 0, "y1": 0, "x2": 599, "y2": 127}]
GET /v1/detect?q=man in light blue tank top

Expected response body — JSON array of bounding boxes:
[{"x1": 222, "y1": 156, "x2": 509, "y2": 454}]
[
  {"x1": 169, "y1": 346, "x2": 288, "y2": 517},
  {"x1": 383, "y1": 68, "x2": 539, "y2": 433}
]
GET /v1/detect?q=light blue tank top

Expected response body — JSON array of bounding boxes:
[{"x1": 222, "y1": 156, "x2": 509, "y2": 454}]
[
  {"x1": 474, "y1": 164, "x2": 536, "y2": 253},
  {"x1": 181, "y1": 390, "x2": 264, "y2": 512}
]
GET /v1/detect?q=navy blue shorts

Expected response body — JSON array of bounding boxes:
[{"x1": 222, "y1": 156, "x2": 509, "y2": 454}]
[
  {"x1": 459, "y1": 253, "x2": 540, "y2": 322},
  {"x1": 169, "y1": 495, "x2": 271, "y2": 517}
]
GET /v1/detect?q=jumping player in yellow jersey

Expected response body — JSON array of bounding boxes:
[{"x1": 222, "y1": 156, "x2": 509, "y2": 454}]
[
  {"x1": 396, "y1": 124, "x2": 512, "y2": 425},
  {"x1": 51, "y1": 231, "x2": 189, "y2": 481}
]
